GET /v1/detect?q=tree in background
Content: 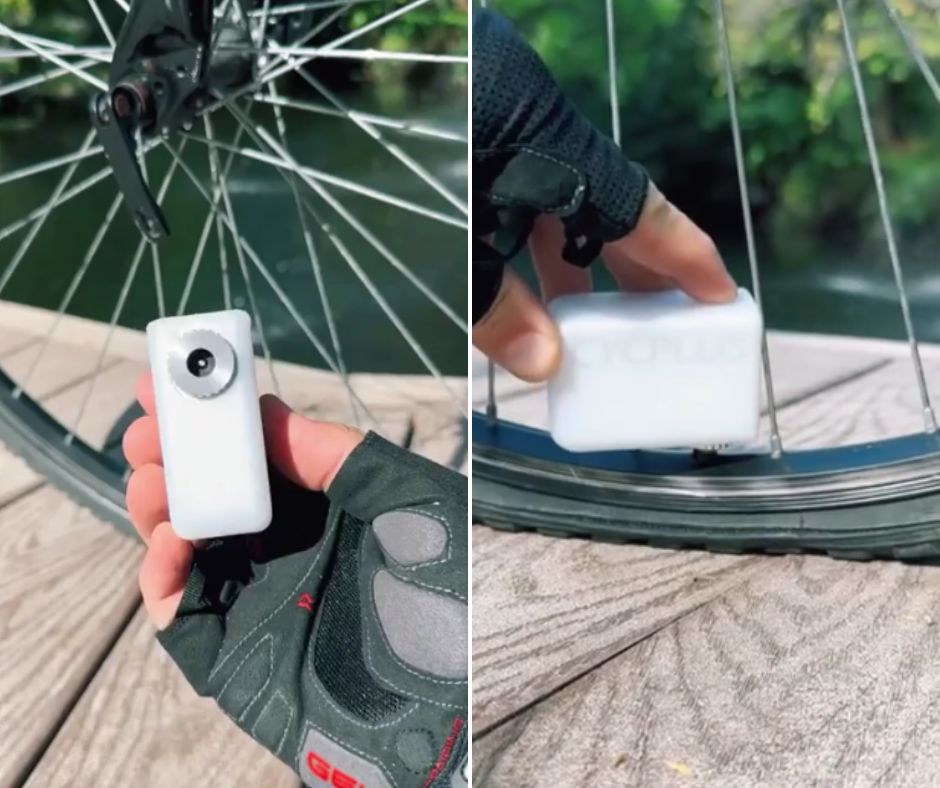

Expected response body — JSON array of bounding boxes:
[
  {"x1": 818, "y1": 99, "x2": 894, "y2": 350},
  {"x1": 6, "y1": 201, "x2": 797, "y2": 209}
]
[{"x1": 497, "y1": 0, "x2": 940, "y2": 268}]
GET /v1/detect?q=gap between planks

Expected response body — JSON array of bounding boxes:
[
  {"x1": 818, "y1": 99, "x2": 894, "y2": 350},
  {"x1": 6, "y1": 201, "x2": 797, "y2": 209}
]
[{"x1": 475, "y1": 554, "x2": 940, "y2": 787}]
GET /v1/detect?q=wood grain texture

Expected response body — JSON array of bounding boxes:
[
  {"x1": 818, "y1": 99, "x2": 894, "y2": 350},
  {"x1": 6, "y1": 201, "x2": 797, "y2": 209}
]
[
  {"x1": 0, "y1": 444, "x2": 41, "y2": 508},
  {"x1": 23, "y1": 607, "x2": 298, "y2": 788},
  {"x1": 773, "y1": 355, "x2": 940, "y2": 448},
  {"x1": 476, "y1": 555, "x2": 940, "y2": 788},
  {"x1": 0, "y1": 486, "x2": 142, "y2": 788},
  {"x1": 0, "y1": 328, "x2": 36, "y2": 358},
  {"x1": 408, "y1": 400, "x2": 468, "y2": 472},
  {"x1": 471, "y1": 526, "x2": 760, "y2": 732},
  {"x1": 2, "y1": 340, "x2": 122, "y2": 400}
]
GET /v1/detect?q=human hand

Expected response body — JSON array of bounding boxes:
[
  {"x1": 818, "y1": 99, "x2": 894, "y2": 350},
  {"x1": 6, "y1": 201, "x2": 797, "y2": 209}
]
[
  {"x1": 123, "y1": 371, "x2": 363, "y2": 628},
  {"x1": 472, "y1": 10, "x2": 737, "y2": 382},
  {"x1": 123, "y1": 372, "x2": 468, "y2": 787}
]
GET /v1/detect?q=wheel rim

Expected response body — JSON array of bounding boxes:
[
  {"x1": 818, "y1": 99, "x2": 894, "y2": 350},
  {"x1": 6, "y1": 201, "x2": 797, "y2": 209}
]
[
  {"x1": 0, "y1": 0, "x2": 468, "y2": 506},
  {"x1": 473, "y1": 0, "x2": 940, "y2": 507}
]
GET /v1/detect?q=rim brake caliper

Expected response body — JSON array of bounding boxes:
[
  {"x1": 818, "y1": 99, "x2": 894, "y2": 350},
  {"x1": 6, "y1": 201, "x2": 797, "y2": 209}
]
[{"x1": 90, "y1": 0, "x2": 215, "y2": 242}]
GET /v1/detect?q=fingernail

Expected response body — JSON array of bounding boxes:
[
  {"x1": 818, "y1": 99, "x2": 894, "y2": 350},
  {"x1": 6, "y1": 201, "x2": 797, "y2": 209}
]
[{"x1": 499, "y1": 332, "x2": 560, "y2": 382}]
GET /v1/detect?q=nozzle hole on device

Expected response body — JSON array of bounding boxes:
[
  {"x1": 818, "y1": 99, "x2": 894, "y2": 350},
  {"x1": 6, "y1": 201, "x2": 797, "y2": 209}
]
[{"x1": 186, "y1": 348, "x2": 216, "y2": 378}]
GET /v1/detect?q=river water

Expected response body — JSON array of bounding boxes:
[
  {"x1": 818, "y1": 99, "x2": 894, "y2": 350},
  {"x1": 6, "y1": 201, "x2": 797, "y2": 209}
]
[
  {"x1": 3, "y1": 87, "x2": 939, "y2": 377},
  {"x1": 0, "y1": 88, "x2": 468, "y2": 375}
]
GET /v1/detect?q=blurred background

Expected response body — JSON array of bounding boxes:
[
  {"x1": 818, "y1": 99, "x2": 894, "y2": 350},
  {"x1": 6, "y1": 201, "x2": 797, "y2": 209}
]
[
  {"x1": 0, "y1": 0, "x2": 467, "y2": 374},
  {"x1": 497, "y1": 0, "x2": 940, "y2": 344}
]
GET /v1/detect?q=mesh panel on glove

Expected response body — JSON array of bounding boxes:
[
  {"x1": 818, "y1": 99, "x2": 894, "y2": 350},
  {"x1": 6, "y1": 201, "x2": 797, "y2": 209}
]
[
  {"x1": 472, "y1": 9, "x2": 650, "y2": 322},
  {"x1": 157, "y1": 433, "x2": 467, "y2": 788}
]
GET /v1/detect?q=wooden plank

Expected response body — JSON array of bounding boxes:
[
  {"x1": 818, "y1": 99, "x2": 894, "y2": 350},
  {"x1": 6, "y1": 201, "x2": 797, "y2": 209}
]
[
  {"x1": 23, "y1": 607, "x2": 298, "y2": 788},
  {"x1": 0, "y1": 328, "x2": 36, "y2": 358},
  {"x1": 0, "y1": 342, "x2": 128, "y2": 505},
  {"x1": 408, "y1": 401, "x2": 467, "y2": 472},
  {"x1": 475, "y1": 555, "x2": 940, "y2": 786},
  {"x1": 774, "y1": 355, "x2": 940, "y2": 448},
  {"x1": 0, "y1": 443, "x2": 41, "y2": 509},
  {"x1": 0, "y1": 486, "x2": 142, "y2": 788},
  {"x1": 42, "y1": 360, "x2": 145, "y2": 449},
  {"x1": 471, "y1": 526, "x2": 760, "y2": 733},
  {"x1": 1, "y1": 341, "x2": 121, "y2": 400}
]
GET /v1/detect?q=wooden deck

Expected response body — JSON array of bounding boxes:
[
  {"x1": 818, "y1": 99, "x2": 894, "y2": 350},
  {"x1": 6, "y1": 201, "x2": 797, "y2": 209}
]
[
  {"x1": 0, "y1": 300, "x2": 466, "y2": 788},
  {"x1": 472, "y1": 333, "x2": 940, "y2": 786}
]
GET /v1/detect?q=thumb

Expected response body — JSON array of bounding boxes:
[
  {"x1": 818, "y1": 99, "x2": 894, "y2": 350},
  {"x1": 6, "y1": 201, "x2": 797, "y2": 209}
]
[
  {"x1": 472, "y1": 267, "x2": 561, "y2": 382},
  {"x1": 260, "y1": 395, "x2": 364, "y2": 491}
]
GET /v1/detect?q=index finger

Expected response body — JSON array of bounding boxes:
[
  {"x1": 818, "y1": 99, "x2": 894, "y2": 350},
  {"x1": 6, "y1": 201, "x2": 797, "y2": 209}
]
[{"x1": 610, "y1": 182, "x2": 737, "y2": 303}]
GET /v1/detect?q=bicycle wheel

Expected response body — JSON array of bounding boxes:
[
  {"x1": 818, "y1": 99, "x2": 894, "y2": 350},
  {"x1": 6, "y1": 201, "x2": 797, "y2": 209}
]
[
  {"x1": 472, "y1": 0, "x2": 940, "y2": 561},
  {"x1": 0, "y1": 0, "x2": 468, "y2": 536}
]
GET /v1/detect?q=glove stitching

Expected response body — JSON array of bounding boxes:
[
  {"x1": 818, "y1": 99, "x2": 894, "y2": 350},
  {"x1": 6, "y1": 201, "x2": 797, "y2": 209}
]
[
  {"x1": 239, "y1": 636, "x2": 276, "y2": 723},
  {"x1": 214, "y1": 633, "x2": 274, "y2": 719},
  {"x1": 363, "y1": 564, "x2": 467, "y2": 692},
  {"x1": 386, "y1": 505, "x2": 452, "y2": 571},
  {"x1": 297, "y1": 720, "x2": 401, "y2": 788},
  {"x1": 251, "y1": 562, "x2": 271, "y2": 588},
  {"x1": 392, "y1": 570, "x2": 466, "y2": 603},
  {"x1": 475, "y1": 146, "x2": 586, "y2": 213},
  {"x1": 251, "y1": 689, "x2": 295, "y2": 757},
  {"x1": 208, "y1": 509, "x2": 340, "y2": 682}
]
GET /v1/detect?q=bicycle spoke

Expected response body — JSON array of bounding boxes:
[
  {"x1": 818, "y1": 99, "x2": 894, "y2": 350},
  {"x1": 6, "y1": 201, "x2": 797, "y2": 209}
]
[
  {"x1": 203, "y1": 119, "x2": 234, "y2": 311},
  {"x1": 185, "y1": 129, "x2": 466, "y2": 228},
  {"x1": 138, "y1": 152, "x2": 168, "y2": 318},
  {"x1": 0, "y1": 57, "x2": 99, "y2": 100},
  {"x1": 302, "y1": 197, "x2": 466, "y2": 415},
  {"x1": 0, "y1": 166, "x2": 112, "y2": 245},
  {"x1": 0, "y1": 30, "x2": 111, "y2": 83},
  {"x1": 251, "y1": 0, "x2": 433, "y2": 91},
  {"x1": 69, "y1": 147, "x2": 184, "y2": 438},
  {"x1": 880, "y1": 0, "x2": 940, "y2": 106},
  {"x1": 17, "y1": 32, "x2": 112, "y2": 60},
  {"x1": 13, "y1": 193, "x2": 124, "y2": 397},
  {"x1": 837, "y1": 0, "x2": 936, "y2": 432},
  {"x1": 176, "y1": 206, "x2": 215, "y2": 316},
  {"x1": 256, "y1": 0, "x2": 273, "y2": 50},
  {"x1": 248, "y1": 0, "x2": 378, "y2": 18},
  {"x1": 86, "y1": 0, "x2": 116, "y2": 47},
  {"x1": 268, "y1": 82, "x2": 357, "y2": 424},
  {"x1": 204, "y1": 110, "x2": 281, "y2": 397},
  {"x1": 485, "y1": 359, "x2": 497, "y2": 423},
  {"x1": 714, "y1": 0, "x2": 782, "y2": 455},
  {"x1": 224, "y1": 103, "x2": 466, "y2": 330},
  {"x1": 178, "y1": 120, "x2": 249, "y2": 314},
  {"x1": 224, "y1": 103, "x2": 465, "y2": 413},
  {"x1": 0, "y1": 129, "x2": 98, "y2": 299},
  {"x1": 260, "y1": 45, "x2": 467, "y2": 65},
  {"x1": 162, "y1": 143, "x2": 381, "y2": 424},
  {"x1": 295, "y1": 68, "x2": 467, "y2": 213},
  {"x1": 0, "y1": 145, "x2": 104, "y2": 188},
  {"x1": 0, "y1": 29, "x2": 107, "y2": 89},
  {"x1": 253, "y1": 92, "x2": 466, "y2": 143},
  {"x1": 604, "y1": 0, "x2": 621, "y2": 146}
]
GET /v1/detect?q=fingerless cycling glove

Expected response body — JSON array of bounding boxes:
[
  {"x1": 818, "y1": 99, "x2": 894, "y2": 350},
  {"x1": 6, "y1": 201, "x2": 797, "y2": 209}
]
[{"x1": 157, "y1": 433, "x2": 468, "y2": 788}]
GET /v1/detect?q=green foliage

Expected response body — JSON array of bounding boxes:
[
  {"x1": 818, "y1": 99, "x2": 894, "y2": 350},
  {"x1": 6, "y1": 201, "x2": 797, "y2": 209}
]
[{"x1": 497, "y1": 0, "x2": 940, "y2": 261}]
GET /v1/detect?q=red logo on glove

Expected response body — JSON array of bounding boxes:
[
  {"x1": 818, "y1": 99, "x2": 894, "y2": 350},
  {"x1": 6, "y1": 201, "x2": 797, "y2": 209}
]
[
  {"x1": 297, "y1": 593, "x2": 315, "y2": 612},
  {"x1": 306, "y1": 751, "x2": 363, "y2": 788}
]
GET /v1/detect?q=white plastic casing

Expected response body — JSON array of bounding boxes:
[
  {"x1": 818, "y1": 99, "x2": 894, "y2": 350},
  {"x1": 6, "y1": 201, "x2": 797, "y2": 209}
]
[
  {"x1": 547, "y1": 288, "x2": 763, "y2": 452},
  {"x1": 146, "y1": 309, "x2": 272, "y2": 540}
]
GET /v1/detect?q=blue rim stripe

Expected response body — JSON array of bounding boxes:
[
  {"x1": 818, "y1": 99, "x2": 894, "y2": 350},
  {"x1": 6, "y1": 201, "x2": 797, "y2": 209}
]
[{"x1": 472, "y1": 412, "x2": 940, "y2": 477}]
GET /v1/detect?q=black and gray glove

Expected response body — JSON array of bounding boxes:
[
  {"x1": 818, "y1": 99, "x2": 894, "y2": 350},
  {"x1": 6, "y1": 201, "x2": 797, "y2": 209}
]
[
  {"x1": 473, "y1": 9, "x2": 650, "y2": 322},
  {"x1": 157, "y1": 433, "x2": 468, "y2": 788}
]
